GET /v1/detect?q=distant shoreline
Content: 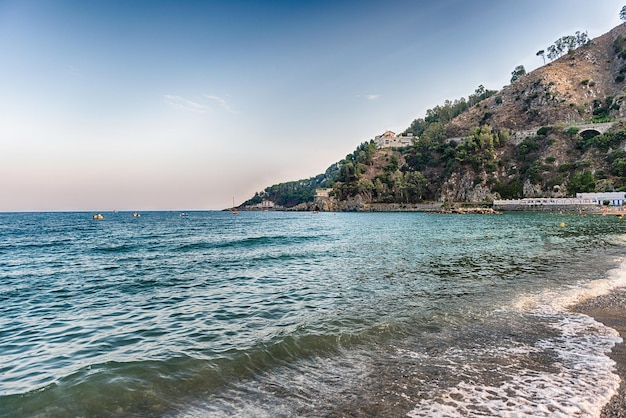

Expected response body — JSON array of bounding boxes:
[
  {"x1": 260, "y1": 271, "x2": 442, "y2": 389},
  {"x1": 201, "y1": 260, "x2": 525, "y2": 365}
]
[{"x1": 239, "y1": 202, "x2": 622, "y2": 214}]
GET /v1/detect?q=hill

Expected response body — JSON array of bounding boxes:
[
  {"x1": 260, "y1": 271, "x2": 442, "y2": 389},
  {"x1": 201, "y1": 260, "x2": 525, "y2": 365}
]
[
  {"x1": 242, "y1": 24, "x2": 626, "y2": 211},
  {"x1": 446, "y1": 26, "x2": 626, "y2": 136}
]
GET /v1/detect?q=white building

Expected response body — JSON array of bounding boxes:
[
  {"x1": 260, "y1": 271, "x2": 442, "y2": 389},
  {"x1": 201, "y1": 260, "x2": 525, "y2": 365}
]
[
  {"x1": 576, "y1": 192, "x2": 626, "y2": 206},
  {"x1": 248, "y1": 199, "x2": 277, "y2": 209},
  {"x1": 374, "y1": 131, "x2": 414, "y2": 149},
  {"x1": 315, "y1": 188, "x2": 332, "y2": 198},
  {"x1": 493, "y1": 193, "x2": 626, "y2": 210}
]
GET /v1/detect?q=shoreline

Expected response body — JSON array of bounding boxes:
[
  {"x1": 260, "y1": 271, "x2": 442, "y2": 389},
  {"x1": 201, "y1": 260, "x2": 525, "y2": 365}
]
[
  {"x1": 571, "y1": 287, "x2": 626, "y2": 418},
  {"x1": 240, "y1": 201, "x2": 620, "y2": 214}
]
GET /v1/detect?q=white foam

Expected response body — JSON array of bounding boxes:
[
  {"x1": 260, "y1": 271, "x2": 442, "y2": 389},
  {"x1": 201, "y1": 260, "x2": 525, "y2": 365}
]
[
  {"x1": 512, "y1": 256, "x2": 626, "y2": 313},
  {"x1": 406, "y1": 313, "x2": 620, "y2": 417},
  {"x1": 406, "y1": 259, "x2": 626, "y2": 417}
]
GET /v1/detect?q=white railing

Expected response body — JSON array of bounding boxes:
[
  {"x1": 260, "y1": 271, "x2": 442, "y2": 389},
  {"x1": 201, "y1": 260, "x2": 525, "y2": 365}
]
[{"x1": 493, "y1": 198, "x2": 599, "y2": 206}]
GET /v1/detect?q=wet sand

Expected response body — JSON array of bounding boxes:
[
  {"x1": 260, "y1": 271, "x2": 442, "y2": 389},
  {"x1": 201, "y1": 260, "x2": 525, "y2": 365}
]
[{"x1": 572, "y1": 287, "x2": 626, "y2": 418}]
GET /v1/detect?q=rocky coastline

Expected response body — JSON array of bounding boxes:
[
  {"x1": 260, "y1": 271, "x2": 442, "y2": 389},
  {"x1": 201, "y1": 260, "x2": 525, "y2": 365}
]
[{"x1": 437, "y1": 207, "x2": 501, "y2": 214}]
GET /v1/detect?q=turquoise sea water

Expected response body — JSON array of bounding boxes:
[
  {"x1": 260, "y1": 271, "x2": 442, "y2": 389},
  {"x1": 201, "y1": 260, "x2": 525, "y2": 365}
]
[{"x1": 1, "y1": 211, "x2": 626, "y2": 417}]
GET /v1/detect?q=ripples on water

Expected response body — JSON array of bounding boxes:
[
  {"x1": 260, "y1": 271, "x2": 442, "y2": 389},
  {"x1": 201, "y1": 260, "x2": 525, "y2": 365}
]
[{"x1": 1, "y1": 211, "x2": 626, "y2": 416}]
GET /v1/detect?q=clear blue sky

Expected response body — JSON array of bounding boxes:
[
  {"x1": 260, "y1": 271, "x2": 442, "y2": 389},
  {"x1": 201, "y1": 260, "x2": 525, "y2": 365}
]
[{"x1": 0, "y1": 0, "x2": 621, "y2": 211}]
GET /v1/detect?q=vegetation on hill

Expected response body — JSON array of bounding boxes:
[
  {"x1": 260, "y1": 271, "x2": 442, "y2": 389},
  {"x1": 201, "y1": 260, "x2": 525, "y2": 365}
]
[
  {"x1": 243, "y1": 21, "x2": 626, "y2": 210},
  {"x1": 403, "y1": 85, "x2": 497, "y2": 142},
  {"x1": 242, "y1": 163, "x2": 339, "y2": 208},
  {"x1": 544, "y1": 31, "x2": 590, "y2": 61}
]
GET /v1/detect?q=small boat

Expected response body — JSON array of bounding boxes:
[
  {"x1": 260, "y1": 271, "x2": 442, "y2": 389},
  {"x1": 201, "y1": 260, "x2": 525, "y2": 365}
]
[
  {"x1": 93, "y1": 214, "x2": 104, "y2": 220},
  {"x1": 179, "y1": 212, "x2": 188, "y2": 217},
  {"x1": 132, "y1": 212, "x2": 141, "y2": 217},
  {"x1": 231, "y1": 197, "x2": 238, "y2": 215}
]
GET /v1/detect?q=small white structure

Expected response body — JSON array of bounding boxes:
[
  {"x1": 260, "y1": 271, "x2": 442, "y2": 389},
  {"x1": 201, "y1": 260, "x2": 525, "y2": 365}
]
[
  {"x1": 494, "y1": 193, "x2": 626, "y2": 210},
  {"x1": 315, "y1": 188, "x2": 332, "y2": 198},
  {"x1": 493, "y1": 197, "x2": 599, "y2": 211},
  {"x1": 374, "y1": 131, "x2": 414, "y2": 149},
  {"x1": 576, "y1": 192, "x2": 626, "y2": 206},
  {"x1": 248, "y1": 199, "x2": 277, "y2": 209}
]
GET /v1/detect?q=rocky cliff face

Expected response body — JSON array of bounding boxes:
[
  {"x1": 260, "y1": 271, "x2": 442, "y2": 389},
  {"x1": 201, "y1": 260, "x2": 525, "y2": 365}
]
[{"x1": 440, "y1": 172, "x2": 496, "y2": 203}]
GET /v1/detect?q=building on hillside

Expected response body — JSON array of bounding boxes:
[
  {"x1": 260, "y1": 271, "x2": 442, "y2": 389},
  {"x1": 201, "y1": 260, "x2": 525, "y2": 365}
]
[
  {"x1": 314, "y1": 188, "x2": 334, "y2": 211},
  {"x1": 248, "y1": 199, "x2": 278, "y2": 210},
  {"x1": 576, "y1": 192, "x2": 626, "y2": 206},
  {"x1": 374, "y1": 131, "x2": 414, "y2": 149},
  {"x1": 315, "y1": 188, "x2": 332, "y2": 199}
]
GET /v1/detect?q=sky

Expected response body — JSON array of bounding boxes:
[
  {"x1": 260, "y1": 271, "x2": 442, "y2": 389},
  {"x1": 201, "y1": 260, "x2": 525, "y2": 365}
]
[{"x1": 0, "y1": 0, "x2": 621, "y2": 211}]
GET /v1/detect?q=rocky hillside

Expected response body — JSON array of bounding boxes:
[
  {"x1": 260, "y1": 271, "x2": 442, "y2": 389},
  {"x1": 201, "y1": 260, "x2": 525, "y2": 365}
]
[
  {"x1": 244, "y1": 24, "x2": 626, "y2": 211},
  {"x1": 446, "y1": 24, "x2": 626, "y2": 136}
]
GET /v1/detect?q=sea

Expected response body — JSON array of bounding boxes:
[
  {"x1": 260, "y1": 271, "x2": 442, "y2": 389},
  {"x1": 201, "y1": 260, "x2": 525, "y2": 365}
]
[{"x1": 1, "y1": 210, "x2": 626, "y2": 417}]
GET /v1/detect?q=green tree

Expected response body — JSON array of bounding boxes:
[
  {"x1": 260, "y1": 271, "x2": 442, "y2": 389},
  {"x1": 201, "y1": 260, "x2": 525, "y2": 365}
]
[
  {"x1": 498, "y1": 130, "x2": 510, "y2": 145},
  {"x1": 420, "y1": 121, "x2": 446, "y2": 144},
  {"x1": 611, "y1": 157, "x2": 626, "y2": 177},
  {"x1": 472, "y1": 125, "x2": 496, "y2": 155},
  {"x1": 566, "y1": 127, "x2": 580, "y2": 137},
  {"x1": 404, "y1": 171, "x2": 428, "y2": 202},
  {"x1": 568, "y1": 170, "x2": 596, "y2": 194},
  {"x1": 546, "y1": 32, "x2": 590, "y2": 61},
  {"x1": 518, "y1": 137, "x2": 539, "y2": 158},
  {"x1": 621, "y1": 5, "x2": 626, "y2": 22},
  {"x1": 547, "y1": 44, "x2": 559, "y2": 61},
  {"x1": 338, "y1": 162, "x2": 357, "y2": 182},
  {"x1": 404, "y1": 85, "x2": 495, "y2": 137},
  {"x1": 527, "y1": 161, "x2": 543, "y2": 184},
  {"x1": 384, "y1": 155, "x2": 399, "y2": 173},
  {"x1": 374, "y1": 178, "x2": 385, "y2": 198},
  {"x1": 575, "y1": 31, "x2": 589, "y2": 47},
  {"x1": 357, "y1": 178, "x2": 375, "y2": 201},
  {"x1": 511, "y1": 65, "x2": 526, "y2": 83},
  {"x1": 492, "y1": 179, "x2": 522, "y2": 199},
  {"x1": 536, "y1": 50, "x2": 545, "y2": 64},
  {"x1": 467, "y1": 85, "x2": 497, "y2": 107}
]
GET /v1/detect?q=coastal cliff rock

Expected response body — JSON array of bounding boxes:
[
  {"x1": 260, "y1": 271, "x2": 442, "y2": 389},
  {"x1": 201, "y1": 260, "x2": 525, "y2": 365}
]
[{"x1": 440, "y1": 172, "x2": 497, "y2": 204}]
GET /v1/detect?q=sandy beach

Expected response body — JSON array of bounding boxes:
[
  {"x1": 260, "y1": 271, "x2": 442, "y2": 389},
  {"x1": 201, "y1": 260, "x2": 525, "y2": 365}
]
[{"x1": 572, "y1": 288, "x2": 626, "y2": 418}]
